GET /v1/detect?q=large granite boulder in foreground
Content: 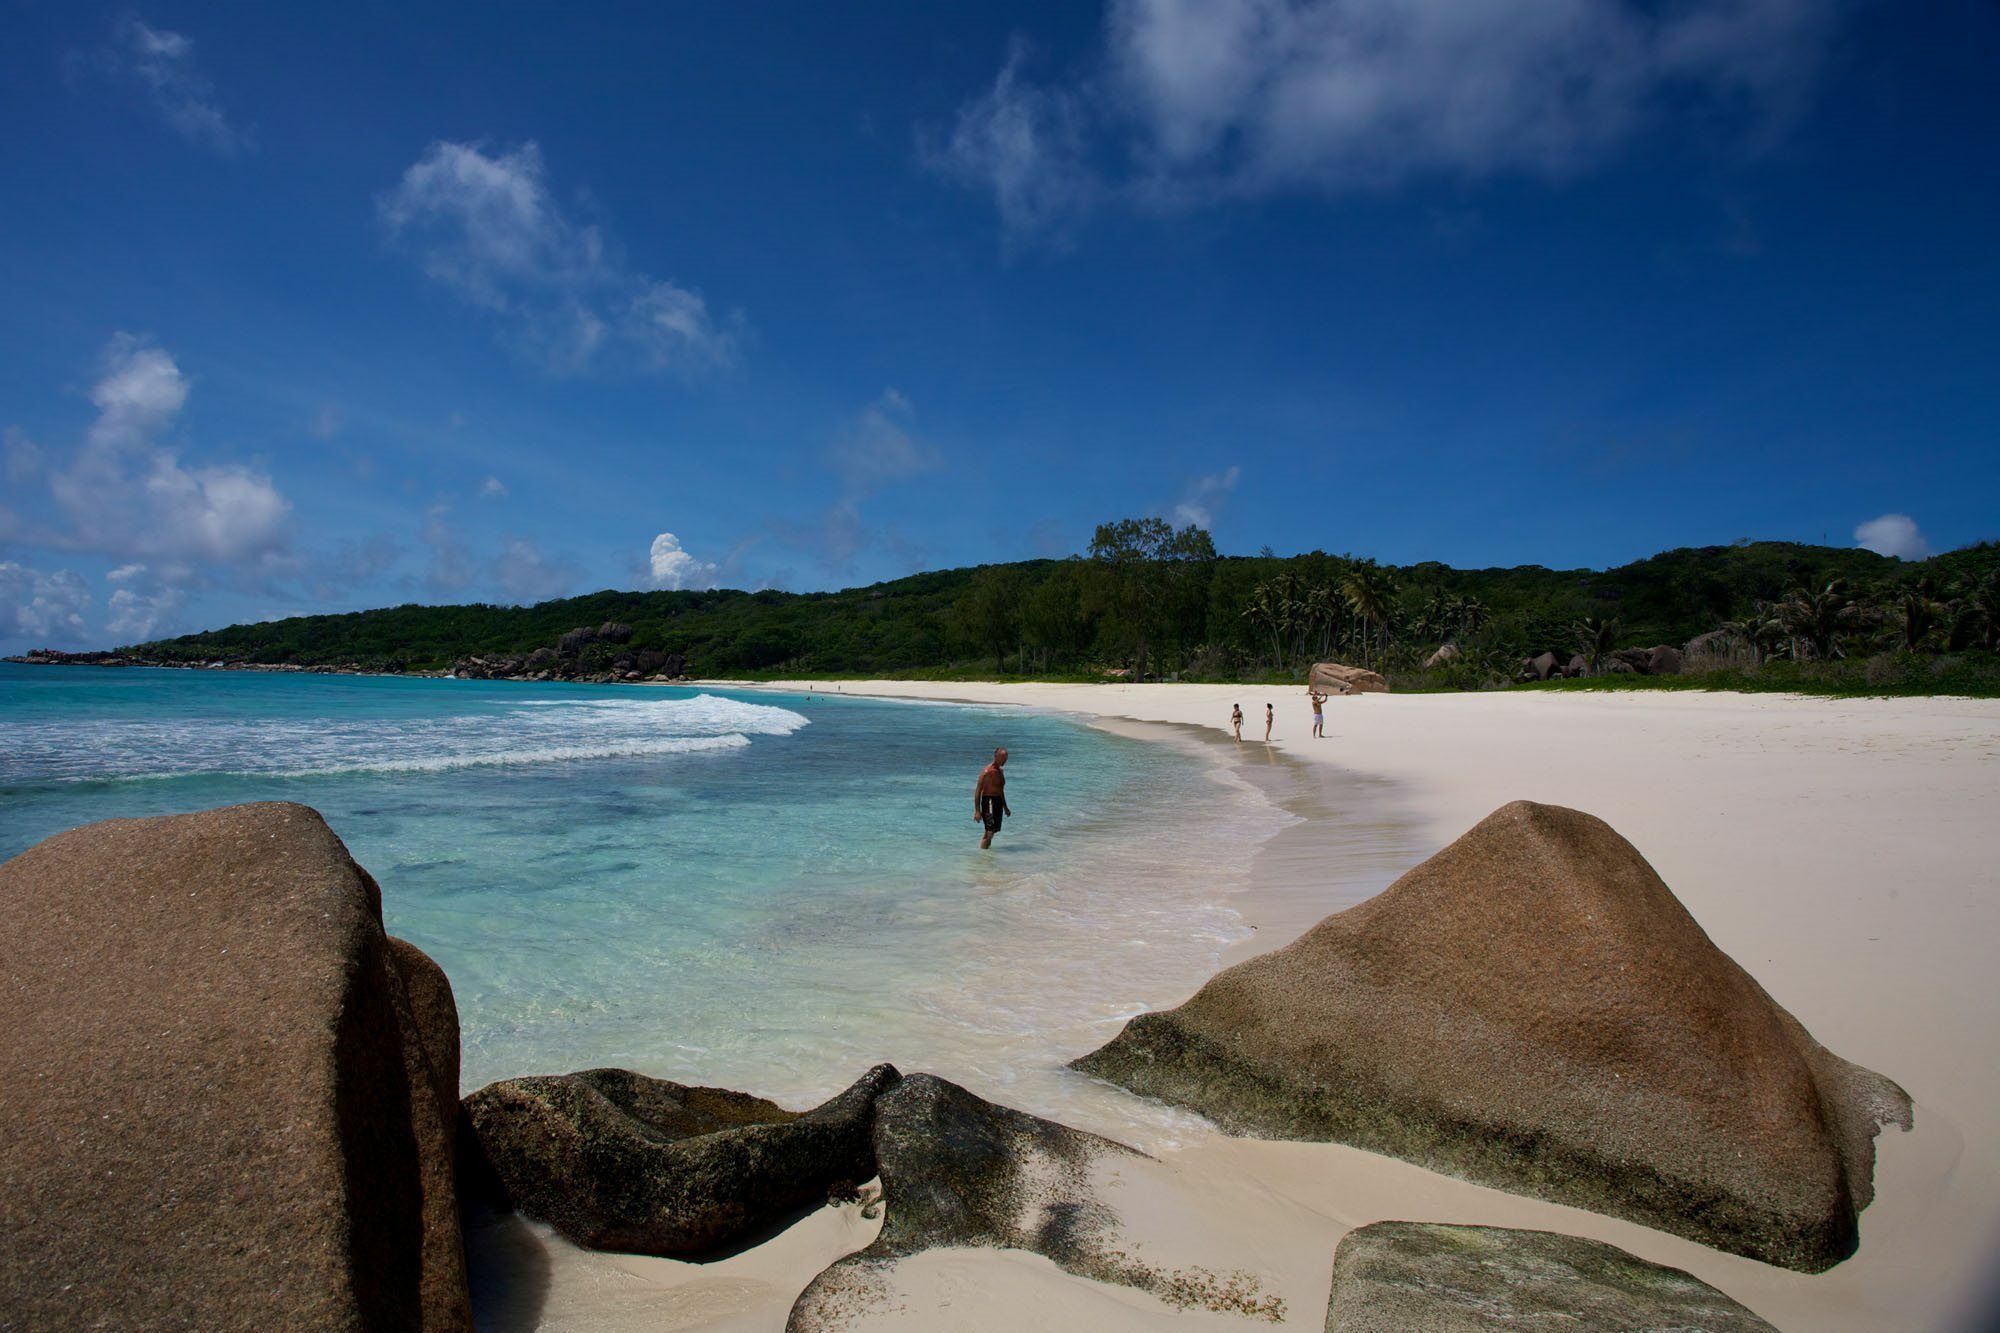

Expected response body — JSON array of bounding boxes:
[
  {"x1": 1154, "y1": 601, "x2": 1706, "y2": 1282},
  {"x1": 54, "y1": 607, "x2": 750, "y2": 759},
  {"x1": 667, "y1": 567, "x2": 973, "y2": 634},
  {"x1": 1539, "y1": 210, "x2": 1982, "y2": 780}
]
[
  {"x1": 790, "y1": 1074, "x2": 1288, "y2": 1331},
  {"x1": 1075, "y1": 800, "x2": 1912, "y2": 1271},
  {"x1": 463, "y1": 1063, "x2": 900, "y2": 1256},
  {"x1": 0, "y1": 803, "x2": 471, "y2": 1329},
  {"x1": 1326, "y1": 1222, "x2": 1776, "y2": 1331}
]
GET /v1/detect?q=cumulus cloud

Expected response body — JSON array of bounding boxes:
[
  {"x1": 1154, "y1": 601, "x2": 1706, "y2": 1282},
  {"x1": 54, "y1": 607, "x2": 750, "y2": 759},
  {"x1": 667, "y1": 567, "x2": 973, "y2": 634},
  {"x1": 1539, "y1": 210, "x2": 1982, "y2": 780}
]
[
  {"x1": 647, "y1": 531, "x2": 720, "y2": 590},
  {"x1": 102, "y1": 563, "x2": 186, "y2": 640},
  {"x1": 478, "y1": 475, "x2": 509, "y2": 499},
  {"x1": 42, "y1": 336, "x2": 292, "y2": 567},
  {"x1": 0, "y1": 562, "x2": 92, "y2": 644},
  {"x1": 932, "y1": 0, "x2": 1849, "y2": 240},
  {"x1": 1173, "y1": 464, "x2": 1240, "y2": 528},
  {"x1": 1854, "y1": 513, "x2": 1930, "y2": 560},
  {"x1": 379, "y1": 141, "x2": 741, "y2": 374},
  {"x1": 89, "y1": 17, "x2": 252, "y2": 154},
  {"x1": 828, "y1": 389, "x2": 940, "y2": 489}
]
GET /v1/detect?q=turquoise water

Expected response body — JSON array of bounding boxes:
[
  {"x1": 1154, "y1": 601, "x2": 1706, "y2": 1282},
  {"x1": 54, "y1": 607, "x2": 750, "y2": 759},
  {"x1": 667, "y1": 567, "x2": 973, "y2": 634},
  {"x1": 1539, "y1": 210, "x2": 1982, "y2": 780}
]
[{"x1": 0, "y1": 664, "x2": 1287, "y2": 1137}]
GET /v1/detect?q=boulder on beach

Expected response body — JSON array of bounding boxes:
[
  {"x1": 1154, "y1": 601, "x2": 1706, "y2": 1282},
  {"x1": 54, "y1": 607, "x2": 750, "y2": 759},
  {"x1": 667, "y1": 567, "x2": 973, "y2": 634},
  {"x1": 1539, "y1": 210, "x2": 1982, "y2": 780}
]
[
  {"x1": 1310, "y1": 661, "x2": 1390, "y2": 695},
  {"x1": 789, "y1": 1073, "x2": 1288, "y2": 1331},
  {"x1": 1325, "y1": 1222, "x2": 1776, "y2": 1331},
  {"x1": 1649, "y1": 643, "x2": 1686, "y2": 675},
  {"x1": 463, "y1": 1063, "x2": 900, "y2": 1257},
  {"x1": 1073, "y1": 800, "x2": 1912, "y2": 1271},
  {"x1": 1566, "y1": 652, "x2": 1589, "y2": 677},
  {"x1": 1523, "y1": 649, "x2": 1561, "y2": 680},
  {"x1": 0, "y1": 803, "x2": 471, "y2": 1329},
  {"x1": 1422, "y1": 643, "x2": 1459, "y2": 670}
]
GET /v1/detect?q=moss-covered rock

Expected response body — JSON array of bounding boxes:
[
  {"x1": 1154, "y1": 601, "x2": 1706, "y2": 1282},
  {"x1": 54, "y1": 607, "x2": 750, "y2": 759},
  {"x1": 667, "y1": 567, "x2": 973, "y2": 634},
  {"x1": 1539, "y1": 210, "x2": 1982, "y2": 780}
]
[
  {"x1": 463, "y1": 1063, "x2": 899, "y2": 1256},
  {"x1": 1325, "y1": 1222, "x2": 1776, "y2": 1331}
]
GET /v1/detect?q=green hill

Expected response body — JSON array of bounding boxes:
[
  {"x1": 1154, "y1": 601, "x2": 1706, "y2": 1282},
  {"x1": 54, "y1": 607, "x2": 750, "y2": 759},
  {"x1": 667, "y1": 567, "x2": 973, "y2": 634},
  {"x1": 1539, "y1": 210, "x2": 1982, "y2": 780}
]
[{"x1": 120, "y1": 532, "x2": 2000, "y2": 694}]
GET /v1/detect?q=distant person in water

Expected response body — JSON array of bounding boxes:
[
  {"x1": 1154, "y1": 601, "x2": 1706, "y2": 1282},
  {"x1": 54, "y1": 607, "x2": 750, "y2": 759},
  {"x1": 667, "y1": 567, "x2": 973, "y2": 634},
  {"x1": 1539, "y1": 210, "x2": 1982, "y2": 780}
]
[
  {"x1": 1264, "y1": 702, "x2": 1274, "y2": 741},
  {"x1": 1230, "y1": 704, "x2": 1243, "y2": 741},
  {"x1": 974, "y1": 747, "x2": 1012, "y2": 849},
  {"x1": 1310, "y1": 690, "x2": 1326, "y2": 738}
]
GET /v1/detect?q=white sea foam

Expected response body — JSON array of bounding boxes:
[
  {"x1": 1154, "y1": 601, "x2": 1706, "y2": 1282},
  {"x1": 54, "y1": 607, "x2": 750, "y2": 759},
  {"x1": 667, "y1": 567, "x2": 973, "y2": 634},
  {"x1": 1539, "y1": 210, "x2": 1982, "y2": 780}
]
[{"x1": 8, "y1": 692, "x2": 808, "y2": 783}]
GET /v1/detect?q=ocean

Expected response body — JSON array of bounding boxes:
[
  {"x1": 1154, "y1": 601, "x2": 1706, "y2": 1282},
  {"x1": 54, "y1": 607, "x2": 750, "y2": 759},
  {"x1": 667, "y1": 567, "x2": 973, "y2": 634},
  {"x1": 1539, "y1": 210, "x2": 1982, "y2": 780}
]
[{"x1": 0, "y1": 663, "x2": 1291, "y2": 1140}]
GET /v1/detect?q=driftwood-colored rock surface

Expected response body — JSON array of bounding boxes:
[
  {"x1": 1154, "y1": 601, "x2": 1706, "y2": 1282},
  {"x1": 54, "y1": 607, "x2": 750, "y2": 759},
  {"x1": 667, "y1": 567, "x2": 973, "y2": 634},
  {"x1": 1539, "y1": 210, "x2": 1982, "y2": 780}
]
[
  {"x1": 1075, "y1": 800, "x2": 1912, "y2": 1271},
  {"x1": 463, "y1": 1063, "x2": 899, "y2": 1256},
  {"x1": 1310, "y1": 661, "x2": 1390, "y2": 694},
  {"x1": 1325, "y1": 1222, "x2": 1777, "y2": 1331},
  {"x1": 0, "y1": 802, "x2": 470, "y2": 1329}
]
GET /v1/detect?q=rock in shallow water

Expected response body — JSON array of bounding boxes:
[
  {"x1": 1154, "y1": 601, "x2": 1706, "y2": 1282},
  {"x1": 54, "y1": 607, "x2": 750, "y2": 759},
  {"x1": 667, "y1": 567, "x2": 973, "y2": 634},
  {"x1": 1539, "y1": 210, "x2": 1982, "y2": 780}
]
[
  {"x1": 1325, "y1": 1222, "x2": 1776, "y2": 1332},
  {"x1": 1074, "y1": 799, "x2": 1912, "y2": 1271},
  {"x1": 462, "y1": 1063, "x2": 899, "y2": 1256},
  {"x1": 0, "y1": 802, "x2": 470, "y2": 1330}
]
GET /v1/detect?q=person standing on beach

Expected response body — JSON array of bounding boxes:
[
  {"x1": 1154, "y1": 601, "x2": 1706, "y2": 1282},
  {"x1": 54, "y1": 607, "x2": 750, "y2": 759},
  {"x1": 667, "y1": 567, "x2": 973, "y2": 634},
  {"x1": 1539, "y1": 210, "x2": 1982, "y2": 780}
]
[
  {"x1": 1230, "y1": 704, "x2": 1243, "y2": 741},
  {"x1": 1264, "y1": 702, "x2": 1274, "y2": 741},
  {"x1": 974, "y1": 747, "x2": 1012, "y2": 849},
  {"x1": 1310, "y1": 690, "x2": 1326, "y2": 739}
]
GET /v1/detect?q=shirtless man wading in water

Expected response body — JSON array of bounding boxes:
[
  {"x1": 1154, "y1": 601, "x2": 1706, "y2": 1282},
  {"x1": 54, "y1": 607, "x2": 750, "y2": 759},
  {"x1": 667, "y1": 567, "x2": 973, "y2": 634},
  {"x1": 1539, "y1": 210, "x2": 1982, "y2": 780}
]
[{"x1": 974, "y1": 748, "x2": 1013, "y2": 849}]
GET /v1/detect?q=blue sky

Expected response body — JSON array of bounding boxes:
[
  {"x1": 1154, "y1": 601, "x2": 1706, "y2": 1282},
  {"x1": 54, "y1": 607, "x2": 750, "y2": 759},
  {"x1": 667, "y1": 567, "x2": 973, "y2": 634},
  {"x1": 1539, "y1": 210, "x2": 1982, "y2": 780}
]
[{"x1": 2, "y1": 1, "x2": 1996, "y2": 650}]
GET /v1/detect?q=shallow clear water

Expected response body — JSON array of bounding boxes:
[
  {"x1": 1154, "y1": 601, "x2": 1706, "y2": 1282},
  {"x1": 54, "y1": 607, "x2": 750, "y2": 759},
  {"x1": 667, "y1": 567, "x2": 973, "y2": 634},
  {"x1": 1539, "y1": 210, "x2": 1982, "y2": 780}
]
[{"x1": 0, "y1": 664, "x2": 1289, "y2": 1141}]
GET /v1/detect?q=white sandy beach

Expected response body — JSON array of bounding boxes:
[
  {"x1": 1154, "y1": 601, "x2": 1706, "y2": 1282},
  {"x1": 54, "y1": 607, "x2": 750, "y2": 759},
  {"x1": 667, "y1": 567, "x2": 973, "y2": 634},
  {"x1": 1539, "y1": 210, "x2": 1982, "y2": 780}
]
[{"x1": 490, "y1": 683, "x2": 2000, "y2": 1332}]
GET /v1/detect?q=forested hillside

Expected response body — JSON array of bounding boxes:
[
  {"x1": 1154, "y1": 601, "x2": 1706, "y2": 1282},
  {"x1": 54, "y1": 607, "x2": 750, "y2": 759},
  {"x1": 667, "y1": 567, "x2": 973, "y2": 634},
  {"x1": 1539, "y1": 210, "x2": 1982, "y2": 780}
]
[{"x1": 119, "y1": 523, "x2": 2000, "y2": 692}]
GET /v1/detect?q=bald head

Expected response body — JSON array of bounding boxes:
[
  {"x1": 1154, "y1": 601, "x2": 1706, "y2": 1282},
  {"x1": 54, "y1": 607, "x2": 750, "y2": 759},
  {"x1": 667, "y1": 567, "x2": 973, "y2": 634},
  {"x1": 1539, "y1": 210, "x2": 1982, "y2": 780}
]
[{"x1": 993, "y1": 748, "x2": 1008, "y2": 765}]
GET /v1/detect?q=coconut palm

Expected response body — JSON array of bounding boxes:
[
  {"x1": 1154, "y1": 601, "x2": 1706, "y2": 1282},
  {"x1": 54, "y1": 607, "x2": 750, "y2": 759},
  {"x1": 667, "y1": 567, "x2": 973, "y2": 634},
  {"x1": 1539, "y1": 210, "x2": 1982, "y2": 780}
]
[
  {"x1": 1340, "y1": 563, "x2": 1396, "y2": 668},
  {"x1": 1571, "y1": 615, "x2": 1619, "y2": 674},
  {"x1": 1893, "y1": 582, "x2": 1944, "y2": 653},
  {"x1": 1777, "y1": 580, "x2": 1861, "y2": 661},
  {"x1": 1953, "y1": 570, "x2": 2000, "y2": 651}
]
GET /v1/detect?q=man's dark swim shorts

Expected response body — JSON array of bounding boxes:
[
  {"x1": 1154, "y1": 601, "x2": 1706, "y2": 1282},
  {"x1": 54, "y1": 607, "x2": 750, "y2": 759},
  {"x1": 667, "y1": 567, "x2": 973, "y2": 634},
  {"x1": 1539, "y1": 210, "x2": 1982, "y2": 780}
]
[{"x1": 980, "y1": 795, "x2": 1005, "y2": 833}]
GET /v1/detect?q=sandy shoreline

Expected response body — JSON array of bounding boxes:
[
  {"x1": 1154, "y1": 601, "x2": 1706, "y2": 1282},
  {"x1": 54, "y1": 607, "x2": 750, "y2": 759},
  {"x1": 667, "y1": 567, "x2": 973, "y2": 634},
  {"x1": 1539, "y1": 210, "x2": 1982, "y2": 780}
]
[{"x1": 493, "y1": 681, "x2": 2000, "y2": 1331}]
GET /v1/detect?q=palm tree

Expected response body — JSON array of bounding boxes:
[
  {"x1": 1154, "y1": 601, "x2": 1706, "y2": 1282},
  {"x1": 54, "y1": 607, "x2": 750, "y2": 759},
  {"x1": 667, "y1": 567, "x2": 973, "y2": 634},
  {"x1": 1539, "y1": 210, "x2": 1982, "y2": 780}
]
[
  {"x1": 1571, "y1": 615, "x2": 1619, "y2": 674},
  {"x1": 1893, "y1": 581, "x2": 1943, "y2": 653},
  {"x1": 1241, "y1": 583, "x2": 1282, "y2": 670},
  {"x1": 1778, "y1": 580, "x2": 1860, "y2": 661},
  {"x1": 1952, "y1": 570, "x2": 2000, "y2": 651},
  {"x1": 1341, "y1": 563, "x2": 1395, "y2": 668}
]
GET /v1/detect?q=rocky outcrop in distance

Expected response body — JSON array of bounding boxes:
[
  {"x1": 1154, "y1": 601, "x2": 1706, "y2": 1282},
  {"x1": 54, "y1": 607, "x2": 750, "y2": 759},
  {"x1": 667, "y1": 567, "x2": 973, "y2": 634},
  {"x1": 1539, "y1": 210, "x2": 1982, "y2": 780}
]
[
  {"x1": 1325, "y1": 1222, "x2": 1777, "y2": 1331},
  {"x1": 0, "y1": 803, "x2": 471, "y2": 1330},
  {"x1": 1074, "y1": 800, "x2": 1912, "y2": 1272},
  {"x1": 450, "y1": 622, "x2": 686, "y2": 683},
  {"x1": 462, "y1": 1064, "x2": 898, "y2": 1257}
]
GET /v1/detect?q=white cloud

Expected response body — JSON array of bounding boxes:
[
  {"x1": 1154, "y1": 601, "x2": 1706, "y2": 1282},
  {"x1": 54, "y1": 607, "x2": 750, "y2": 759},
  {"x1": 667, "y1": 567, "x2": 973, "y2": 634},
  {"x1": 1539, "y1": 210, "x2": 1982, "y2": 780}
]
[
  {"x1": 1173, "y1": 464, "x2": 1240, "y2": 528},
  {"x1": 4, "y1": 429, "x2": 42, "y2": 485},
  {"x1": 1854, "y1": 513, "x2": 1930, "y2": 560},
  {"x1": 933, "y1": 0, "x2": 1847, "y2": 240},
  {"x1": 495, "y1": 537, "x2": 576, "y2": 603},
  {"x1": 379, "y1": 141, "x2": 741, "y2": 374},
  {"x1": 921, "y1": 40, "x2": 1101, "y2": 243},
  {"x1": 102, "y1": 564, "x2": 186, "y2": 641},
  {"x1": 828, "y1": 389, "x2": 940, "y2": 489},
  {"x1": 40, "y1": 336, "x2": 292, "y2": 567},
  {"x1": 420, "y1": 503, "x2": 475, "y2": 594},
  {"x1": 93, "y1": 17, "x2": 252, "y2": 155},
  {"x1": 648, "y1": 531, "x2": 720, "y2": 590},
  {"x1": 0, "y1": 562, "x2": 92, "y2": 644},
  {"x1": 478, "y1": 475, "x2": 509, "y2": 500}
]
